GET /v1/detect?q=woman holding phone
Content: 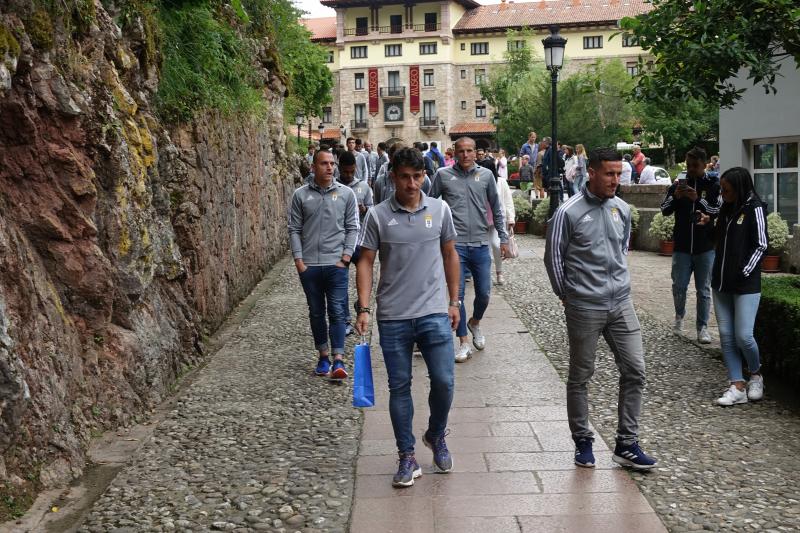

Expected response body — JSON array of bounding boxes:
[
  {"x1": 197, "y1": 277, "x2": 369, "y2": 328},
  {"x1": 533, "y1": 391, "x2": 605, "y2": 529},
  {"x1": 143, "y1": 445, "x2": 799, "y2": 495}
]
[{"x1": 696, "y1": 167, "x2": 768, "y2": 406}]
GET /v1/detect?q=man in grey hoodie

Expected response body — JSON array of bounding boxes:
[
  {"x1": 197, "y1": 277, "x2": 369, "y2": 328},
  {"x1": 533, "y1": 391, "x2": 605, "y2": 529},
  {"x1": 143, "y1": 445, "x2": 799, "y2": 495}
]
[
  {"x1": 288, "y1": 150, "x2": 360, "y2": 380},
  {"x1": 545, "y1": 147, "x2": 657, "y2": 471}
]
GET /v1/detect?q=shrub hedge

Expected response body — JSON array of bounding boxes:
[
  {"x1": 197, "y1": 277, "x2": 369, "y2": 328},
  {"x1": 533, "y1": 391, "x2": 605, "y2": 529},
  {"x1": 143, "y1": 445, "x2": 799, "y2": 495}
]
[{"x1": 754, "y1": 276, "x2": 800, "y2": 385}]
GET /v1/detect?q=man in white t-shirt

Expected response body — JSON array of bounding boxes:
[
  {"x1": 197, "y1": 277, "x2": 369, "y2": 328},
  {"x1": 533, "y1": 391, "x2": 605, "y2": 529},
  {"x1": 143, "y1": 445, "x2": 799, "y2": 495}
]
[
  {"x1": 620, "y1": 154, "x2": 633, "y2": 185},
  {"x1": 638, "y1": 158, "x2": 657, "y2": 184}
]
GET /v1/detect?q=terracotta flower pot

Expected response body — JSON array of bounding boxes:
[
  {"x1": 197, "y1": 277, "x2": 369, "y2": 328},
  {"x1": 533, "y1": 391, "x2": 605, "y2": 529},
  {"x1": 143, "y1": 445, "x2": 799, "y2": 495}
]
[
  {"x1": 659, "y1": 240, "x2": 674, "y2": 256},
  {"x1": 514, "y1": 221, "x2": 528, "y2": 234},
  {"x1": 762, "y1": 254, "x2": 781, "y2": 273}
]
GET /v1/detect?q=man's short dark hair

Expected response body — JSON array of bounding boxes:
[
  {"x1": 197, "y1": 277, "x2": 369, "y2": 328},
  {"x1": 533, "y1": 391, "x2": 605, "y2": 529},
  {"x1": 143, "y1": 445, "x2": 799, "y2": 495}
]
[
  {"x1": 392, "y1": 147, "x2": 425, "y2": 172},
  {"x1": 377, "y1": 142, "x2": 387, "y2": 151},
  {"x1": 685, "y1": 146, "x2": 707, "y2": 162},
  {"x1": 338, "y1": 151, "x2": 356, "y2": 166},
  {"x1": 355, "y1": 138, "x2": 363, "y2": 145},
  {"x1": 346, "y1": 137, "x2": 355, "y2": 144},
  {"x1": 313, "y1": 149, "x2": 333, "y2": 164},
  {"x1": 588, "y1": 147, "x2": 622, "y2": 171},
  {"x1": 422, "y1": 142, "x2": 429, "y2": 151},
  {"x1": 430, "y1": 141, "x2": 438, "y2": 149}
]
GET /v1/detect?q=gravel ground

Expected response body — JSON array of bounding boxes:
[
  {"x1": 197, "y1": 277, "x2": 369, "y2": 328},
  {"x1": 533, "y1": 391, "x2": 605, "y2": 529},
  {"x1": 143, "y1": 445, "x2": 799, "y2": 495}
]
[
  {"x1": 500, "y1": 234, "x2": 800, "y2": 532},
  {"x1": 79, "y1": 263, "x2": 363, "y2": 533}
]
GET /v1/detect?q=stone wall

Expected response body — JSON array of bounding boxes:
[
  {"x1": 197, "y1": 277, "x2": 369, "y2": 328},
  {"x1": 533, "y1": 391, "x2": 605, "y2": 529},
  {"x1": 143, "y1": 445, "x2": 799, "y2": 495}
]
[{"x1": 0, "y1": 3, "x2": 298, "y2": 500}]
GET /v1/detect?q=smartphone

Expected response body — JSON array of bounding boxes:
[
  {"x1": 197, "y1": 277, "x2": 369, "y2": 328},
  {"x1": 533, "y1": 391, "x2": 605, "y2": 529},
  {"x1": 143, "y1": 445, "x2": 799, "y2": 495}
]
[{"x1": 677, "y1": 177, "x2": 687, "y2": 188}]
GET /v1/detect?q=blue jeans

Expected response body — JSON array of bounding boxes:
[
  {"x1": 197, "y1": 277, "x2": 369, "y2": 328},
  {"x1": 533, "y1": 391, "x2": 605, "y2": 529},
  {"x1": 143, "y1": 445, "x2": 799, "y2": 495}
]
[
  {"x1": 713, "y1": 290, "x2": 762, "y2": 382},
  {"x1": 671, "y1": 250, "x2": 714, "y2": 329},
  {"x1": 456, "y1": 244, "x2": 492, "y2": 338},
  {"x1": 298, "y1": 265, "x2": 348, "y2": 355},
  {"x1": 378, "y1": 314, "x2": 455, "y2": 454}
]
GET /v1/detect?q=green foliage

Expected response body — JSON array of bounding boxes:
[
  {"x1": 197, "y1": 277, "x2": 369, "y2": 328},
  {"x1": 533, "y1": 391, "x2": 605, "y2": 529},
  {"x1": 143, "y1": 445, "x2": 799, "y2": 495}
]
[
  {"x1": 755, "y1": 276, "x2": 800, "y2": 385},
  {"x1": 111, "y1": 0, "x2": 161, "y2": 70},
  {"x1": 619, "y1": 0, "x2": 800, "y2": 108},
  {"x1": 27, "y1": 9, "x2": 54, "y2": 50},
  {"x1": 767, "y1": 212, "x2": 790, "y2": 254},
  {"x1": 532, "y1": 199, "x2": 551, "y2": 225},
  {"x1": 628, "y1": 204, "x2": 641, "y2": 233},
  {"x1": 156, "y1": 3, "x2": 265, "y2": 122},
  {"x1": 0, "y1": 25, "x2": 21, "y2": 59},
  {"x1": 513, "y1": 195, "x2": 532, "y2": 222},
  {"x1": 649, "y1": 212, "x2": 675, "y2": 241}
]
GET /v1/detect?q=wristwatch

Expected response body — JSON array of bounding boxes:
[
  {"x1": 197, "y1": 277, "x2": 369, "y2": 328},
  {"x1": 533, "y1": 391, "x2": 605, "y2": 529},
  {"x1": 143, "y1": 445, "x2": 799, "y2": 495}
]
[
  {"x1": 355, "y1": 303, "x2": 371, "y2": 314},
  {"x1": 448, "y1": 300, "x2": 462, "y2": 308}
]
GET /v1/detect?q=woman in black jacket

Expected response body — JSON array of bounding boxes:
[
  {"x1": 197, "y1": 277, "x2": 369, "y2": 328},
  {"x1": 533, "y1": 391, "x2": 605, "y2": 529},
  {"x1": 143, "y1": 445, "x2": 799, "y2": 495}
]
[{"x1": 698, "y1": 167, "x2": 768, "y2": 406}]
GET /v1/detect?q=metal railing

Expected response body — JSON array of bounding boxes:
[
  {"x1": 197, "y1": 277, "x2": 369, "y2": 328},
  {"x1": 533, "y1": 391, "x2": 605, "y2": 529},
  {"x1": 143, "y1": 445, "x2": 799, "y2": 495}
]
[
  {"x1": 344, "y1": 23, "x2": 441, "y2": 36},
  {"x1": 350, "y1": 119, "x2": 369, "y2": 131},
  {"x1": 380, "y1": 86, "x2": 406, "y2": 98},
  {"x1": 419, "y1": 116, "x2": 439, "y2": 129}
]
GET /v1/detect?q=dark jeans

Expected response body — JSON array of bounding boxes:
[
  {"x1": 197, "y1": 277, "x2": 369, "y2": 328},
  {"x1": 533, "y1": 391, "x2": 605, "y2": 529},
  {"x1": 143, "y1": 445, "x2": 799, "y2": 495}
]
[
  {"x1": 298, "y1": 265, "x2": 348, "y2": 355},
  {"x1": 378, "y1": 314, "x2": 455, "y2": 454},
  {"x1": 455, "y1": 244, "x2": 492, "y2": 338}
]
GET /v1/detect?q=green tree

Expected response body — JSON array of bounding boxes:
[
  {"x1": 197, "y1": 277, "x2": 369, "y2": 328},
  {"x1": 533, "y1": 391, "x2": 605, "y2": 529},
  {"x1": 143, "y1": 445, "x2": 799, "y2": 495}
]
[
  {"x1": 635, "y1": 98, "x2": 719, "y2": 168},
  {"x1": 620, "y1": 0, "x2": 800, "y2": 107}
]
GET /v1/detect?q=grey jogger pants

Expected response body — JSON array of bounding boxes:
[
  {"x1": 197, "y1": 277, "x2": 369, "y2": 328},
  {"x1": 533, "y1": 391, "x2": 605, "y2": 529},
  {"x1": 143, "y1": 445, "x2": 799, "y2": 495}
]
[{"x1": 564, "y1": 298, "x2": 646, "y2": 446}]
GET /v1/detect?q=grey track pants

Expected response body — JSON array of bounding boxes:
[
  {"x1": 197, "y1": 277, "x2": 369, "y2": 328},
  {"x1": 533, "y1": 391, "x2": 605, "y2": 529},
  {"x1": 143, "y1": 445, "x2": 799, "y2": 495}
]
[{"x1": 564, "y1": 298, "x2": 646, "y2": 446}]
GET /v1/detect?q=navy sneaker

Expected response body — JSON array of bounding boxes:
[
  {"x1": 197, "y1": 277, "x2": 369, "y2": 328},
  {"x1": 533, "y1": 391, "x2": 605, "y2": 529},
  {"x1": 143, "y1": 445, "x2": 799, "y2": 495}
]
[
  {"x1": 574, "y1": 438, "x2": 595, "y2": 468},
  {"x1": 330, "y1": 359, "x2": 348, "y2": 381},
  {"x1": 422, "y1": 429, "x2": 453, "y2": 473},
  {"x1": 612, "y1": 441, "x2": 657, "y2": 470},
  {"x1": 392, "y1": 453, "x2": 422, "y2": 487},
  {"x1": 314, "y1": 357, "x2": 331, "y2": 376}
]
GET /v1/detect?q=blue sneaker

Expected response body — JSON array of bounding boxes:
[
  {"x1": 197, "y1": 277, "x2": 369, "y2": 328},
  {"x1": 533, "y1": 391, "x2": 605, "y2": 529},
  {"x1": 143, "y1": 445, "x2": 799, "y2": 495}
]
[
  {"x1": 612, "y1": 441, "x2": 657, "y2": 470},
  {"x1": 314, "y1": 357, "x2": 331, "y2": 376},
  {"x1": 574, "y1": 438, "x2": 595, "y2": 468},
  {"x1": 392, "y1": 453, "x2": 422, "y2": 487},
  {"x1": 422, "y1": 429, "x2": 453, "y2": 473},
  {"x1": 329, "y1": 359, "x2": 348, "y2": 381}
]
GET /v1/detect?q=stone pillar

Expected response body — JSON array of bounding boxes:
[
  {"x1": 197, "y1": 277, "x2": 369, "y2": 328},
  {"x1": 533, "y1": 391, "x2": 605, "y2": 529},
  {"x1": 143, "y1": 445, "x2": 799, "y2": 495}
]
[{"x1": 336, "y1": 8, "x2": 345, "y2": 45}]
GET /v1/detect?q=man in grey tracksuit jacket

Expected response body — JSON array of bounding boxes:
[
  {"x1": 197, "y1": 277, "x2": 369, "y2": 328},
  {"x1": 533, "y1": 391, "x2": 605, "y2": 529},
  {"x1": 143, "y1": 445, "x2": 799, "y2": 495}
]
[
  {"x1": 288, "y1": 150, "x2": 360, "y2": 380},
  {"x1": 544, "y1": 147, "x2": 656, "y2": 470}
]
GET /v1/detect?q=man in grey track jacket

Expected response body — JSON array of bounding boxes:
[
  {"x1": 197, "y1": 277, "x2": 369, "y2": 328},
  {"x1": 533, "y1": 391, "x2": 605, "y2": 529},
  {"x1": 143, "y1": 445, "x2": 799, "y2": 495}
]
[
  {"x1": 429, "y1": 137, "x2": 509, "y2": 363},
  {"x1": 288, "y1": 149, "x2": 360, "y2": 381},
  {"x1": 544, "y1": 147, "x2": 657, "y2": 471}
]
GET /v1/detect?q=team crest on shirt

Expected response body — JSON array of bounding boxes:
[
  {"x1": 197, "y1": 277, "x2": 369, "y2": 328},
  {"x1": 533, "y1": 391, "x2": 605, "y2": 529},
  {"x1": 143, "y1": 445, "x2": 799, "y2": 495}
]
[
  {"x1": 425, "y1": 214, "x2": 433, "y2": 228},
  {"x1": 332, "y1": 193, "x2": 338, "y2": 201},
  {"x1": 611, "y1": 207, "x2": 621, "y2": 223},
  {"x1": 737, "y1": 214, "x2": 745, "y2": 224},
  {"x1": 701, "y1": 190, "x2": 707, "y2": 199}
]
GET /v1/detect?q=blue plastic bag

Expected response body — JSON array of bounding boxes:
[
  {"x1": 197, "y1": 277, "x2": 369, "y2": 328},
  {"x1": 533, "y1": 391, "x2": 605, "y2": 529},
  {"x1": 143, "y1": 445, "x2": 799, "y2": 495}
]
[{"x1": 352, "y1": 338, "x2": 375, "y2": 408}]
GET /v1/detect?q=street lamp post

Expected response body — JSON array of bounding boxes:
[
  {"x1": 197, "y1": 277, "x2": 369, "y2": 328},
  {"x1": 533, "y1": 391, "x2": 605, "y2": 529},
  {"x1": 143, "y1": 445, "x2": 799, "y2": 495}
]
[
  {"x1": 295, "y1": 111, "x2": 304, "y2": 145},
  {"x1": 492, "y1": 113, "x2": 500, "y2": 151},
  {"x1": 542, "y1": 26, "x2": 567, "y2": 219},
  {"x1": 318, "y1": 123, "x2": 325, "y2": 144}
]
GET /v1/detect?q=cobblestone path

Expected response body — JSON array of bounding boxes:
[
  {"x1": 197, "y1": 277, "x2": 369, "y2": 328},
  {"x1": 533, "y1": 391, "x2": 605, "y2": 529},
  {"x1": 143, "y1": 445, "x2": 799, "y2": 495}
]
[{"x1": 500, "y1": 235, "x2": 800, "y2": 532}]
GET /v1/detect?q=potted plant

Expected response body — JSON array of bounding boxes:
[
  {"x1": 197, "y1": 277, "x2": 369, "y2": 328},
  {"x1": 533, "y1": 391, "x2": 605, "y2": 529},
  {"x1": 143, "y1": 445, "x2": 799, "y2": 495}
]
[
  {"x1": 629, "y1": 204, "x2": 641, "y2": 250},
  {"x1": 649, "y1": 212, "x2": 675, "y2": 255},
  {"x1": 532, "y1": 199, "x2": 551, "y2": 236},
  {"x1": 763, "y1": 212, "x2": 789, "y2": 272},
  {"x1": 512, "y1": 195, "x2": 532, "y2": 234}
]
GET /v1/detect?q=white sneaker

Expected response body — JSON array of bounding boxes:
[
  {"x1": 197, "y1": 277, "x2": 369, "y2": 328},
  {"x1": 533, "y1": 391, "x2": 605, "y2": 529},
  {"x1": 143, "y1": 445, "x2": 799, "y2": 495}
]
[
  {"x1": 697, "y1": 327, "x2": 712, "y2": 344},
  {"x1": 747, "y1": 375, "x2": 764, "y2": 401},
  {"x1": 467, "y1": 322, "x2": 486, "y2": 351},
  {"x1": 716, "y1": 385, "x2": 748, "y2": 406},
  {"x1": 455, "y1": 343, "x2": 473, "y2": 363},
  {"x1": 496, "y1": 273, "x2": 505, "y2": 286},
  {"x1": 673, "y1": 317, "x2": 683, "y2": 332}
]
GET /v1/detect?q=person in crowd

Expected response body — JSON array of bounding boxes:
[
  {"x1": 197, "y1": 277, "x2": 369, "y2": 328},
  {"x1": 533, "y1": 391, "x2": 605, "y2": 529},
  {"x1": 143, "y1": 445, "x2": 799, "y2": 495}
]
[
  {"x1": 430, "y1": 137, "x2": 509, "y2": 362},
  {"x1": 696, "y1": 168, "x2": 768, "y2": 406},
  {"x1": 489, "y1": 168, "x2": 515, "y2": 285},
  {"x1": 288, "y1": 149, "x2": 359, "y2": 380},
  {"x1": 375, "y1": 142, "x2": 431, "y2": 203},
  {"x1": 497, "y1": 148, "x2": 509, "y2": 180},
  {"x1": 660, "y1": 146, "x2": 722, "y2": 344},
  {"x1": 573, "y1": 144, "x2": 588, "y2": 193},
  {"x1": 519, "y1": 155, "x2": 535, "y2": 188},
  {"x1": 519, "y1": 131, "x2": 538, "y2": 160},
  {"x1": 444, "y1": 148, "x2": 455, "y2": 167},
  {"x1": 365, "y1": 141, "x2": 379, "y2": 185},
  {"x1": 534, "y1": 138, "x2": 550, "y2": 199},
  {"x1": 563, "y1": 145, "x2": 577, "y2": 197},
  {"x1": 638, "y1": 158, "x2": 657, "y2": 184},
  {"x1": 305, "y1": 144, "x2": 316, "y2": 166},
  {"x1": 347, "y1": 137, "x2": 369, "y2": 182},
  {"x1": 631, "y1": 145, "x2": 646, "y2": 179},
  {"x1": 476, "y1": 148, "x2": 498, "y2": 179},
  {"x1": 355, "y1": 147, "x2": 460, "y2": 487},
  {"x1": 542, "y1": 137, "x2": 565, "y2": 198},
  {"x1": 545, "y1": 147, "x2": 657, "y2": 471},
  {"x1": 707, "y1": 155, "x2": 721, "y2": 178},
  {"x1": 427, "y1": 141, "x2": 446, "y2": 169},
  {"x1": 376, "y1": 142, "x2": 389, "y2": 170},
  {"x1": 620, "y1": 154, "x2": 633, "y2": 186}
]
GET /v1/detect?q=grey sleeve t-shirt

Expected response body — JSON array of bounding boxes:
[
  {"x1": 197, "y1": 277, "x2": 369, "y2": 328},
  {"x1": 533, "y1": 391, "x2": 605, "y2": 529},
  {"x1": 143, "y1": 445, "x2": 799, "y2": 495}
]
[{"x1": 360, "y1": 195, "x2": 457, "y2": 321}]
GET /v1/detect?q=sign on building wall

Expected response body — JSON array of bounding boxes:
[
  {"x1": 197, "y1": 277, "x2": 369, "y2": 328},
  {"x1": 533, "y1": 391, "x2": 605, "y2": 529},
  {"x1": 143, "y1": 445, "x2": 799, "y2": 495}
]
[
  {"x1": 409, "y1": 65, "x2": 420, "y2": 114},
  {"x1": 368, "y1": 68, "x2": 379, "y2": 116},
  {"x1": 384, "y1": 102, "x2": 404, "y2": 122}
]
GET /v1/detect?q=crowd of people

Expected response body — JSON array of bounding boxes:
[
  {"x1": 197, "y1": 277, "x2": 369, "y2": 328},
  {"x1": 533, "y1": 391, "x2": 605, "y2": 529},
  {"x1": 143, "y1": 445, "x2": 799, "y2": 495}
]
[{"x1": 289, "y1": 132, "x2": 766, "y2": 488}]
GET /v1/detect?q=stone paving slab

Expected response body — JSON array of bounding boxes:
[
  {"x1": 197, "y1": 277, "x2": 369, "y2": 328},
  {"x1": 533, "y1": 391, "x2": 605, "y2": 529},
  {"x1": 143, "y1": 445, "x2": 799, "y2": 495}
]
[{"x1": 352, "y1": 289, "x2": 667, "y2": 533}]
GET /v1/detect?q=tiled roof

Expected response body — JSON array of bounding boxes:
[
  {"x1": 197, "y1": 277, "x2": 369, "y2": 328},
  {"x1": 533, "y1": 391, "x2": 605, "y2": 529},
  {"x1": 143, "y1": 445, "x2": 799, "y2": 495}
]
[
  {"x1": 450, "y1": 122, "x2": 497, "y2": 135},
  {"x1": 301, "y1": 17, "x2": 337, "y2": 41},
  {"x1": 453, "y1": 0, "x2": 652, "y2": 33},
  {"x1": 321, "y1": 0, "x2": 480, "y2": 8}
]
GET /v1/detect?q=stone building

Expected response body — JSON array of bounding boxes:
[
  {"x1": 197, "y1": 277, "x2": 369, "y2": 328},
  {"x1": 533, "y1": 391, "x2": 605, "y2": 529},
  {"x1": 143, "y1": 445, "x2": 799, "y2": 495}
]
[{"x1": 302, "y1": 0, "x2": 652, "y2": 149}]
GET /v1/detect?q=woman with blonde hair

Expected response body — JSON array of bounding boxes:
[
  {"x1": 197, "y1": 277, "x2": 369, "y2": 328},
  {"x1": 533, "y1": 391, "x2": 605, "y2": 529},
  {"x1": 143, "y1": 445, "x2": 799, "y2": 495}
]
[{"x1": 574, "y1": 144, "x2": 588, "y2": 192}]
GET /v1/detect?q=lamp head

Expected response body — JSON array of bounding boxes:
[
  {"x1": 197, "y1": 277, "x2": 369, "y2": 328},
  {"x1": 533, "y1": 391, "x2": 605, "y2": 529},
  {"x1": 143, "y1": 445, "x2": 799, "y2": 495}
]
[{"x1": 542, "y1": 25, "x2": 567, "y2": 71}]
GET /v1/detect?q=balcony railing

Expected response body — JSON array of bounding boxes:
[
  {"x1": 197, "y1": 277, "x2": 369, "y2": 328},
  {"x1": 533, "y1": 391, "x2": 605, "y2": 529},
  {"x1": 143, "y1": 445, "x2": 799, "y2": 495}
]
[
  {"x1": 380, "y1": 86, "x2": 406, "y2": 99},
  {"x1": 419, "y1": 116, "x2": 439, "y2": 129},
  {"x1": 343, "y1": 23, "x2": 441, "y2": 37},
  {"x1": 351, "y1": 119, "x2": 369, "y2": 132}
]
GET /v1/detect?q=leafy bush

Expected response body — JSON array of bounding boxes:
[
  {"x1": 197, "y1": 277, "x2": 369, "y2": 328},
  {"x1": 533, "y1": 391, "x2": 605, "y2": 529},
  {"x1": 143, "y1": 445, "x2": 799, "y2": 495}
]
[
  {"x1": 649, "y1": 212, "x2": 674, "y2": 241},
  {"x1": 513, "y1": 195, "x2": 532, "y2": 222},
  {"x1": 629, "y1": 204, "x2": 641, "y2": 233},
  {"x1": 766, "y1": 212, "x2": 789, "y2": 255},
  {"x1": 755, "y1": 276, "x2": 800, "y2": 385},
  {"x1": 532, "y1": 199, "x2": 551, "y2": 225}
]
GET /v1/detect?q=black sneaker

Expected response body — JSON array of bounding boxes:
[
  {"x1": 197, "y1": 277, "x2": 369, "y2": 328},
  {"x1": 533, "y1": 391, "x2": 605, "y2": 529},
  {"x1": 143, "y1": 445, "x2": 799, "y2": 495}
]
[
  {"x1": 574, "y1": 438, "x2": 595, "y2": 468},
  {"x1": 392, "y1": 453, "x2": 422, "y2": 487},
  {"x1": 422, "y1": 429, "x2": 453, "y2": 473}
]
